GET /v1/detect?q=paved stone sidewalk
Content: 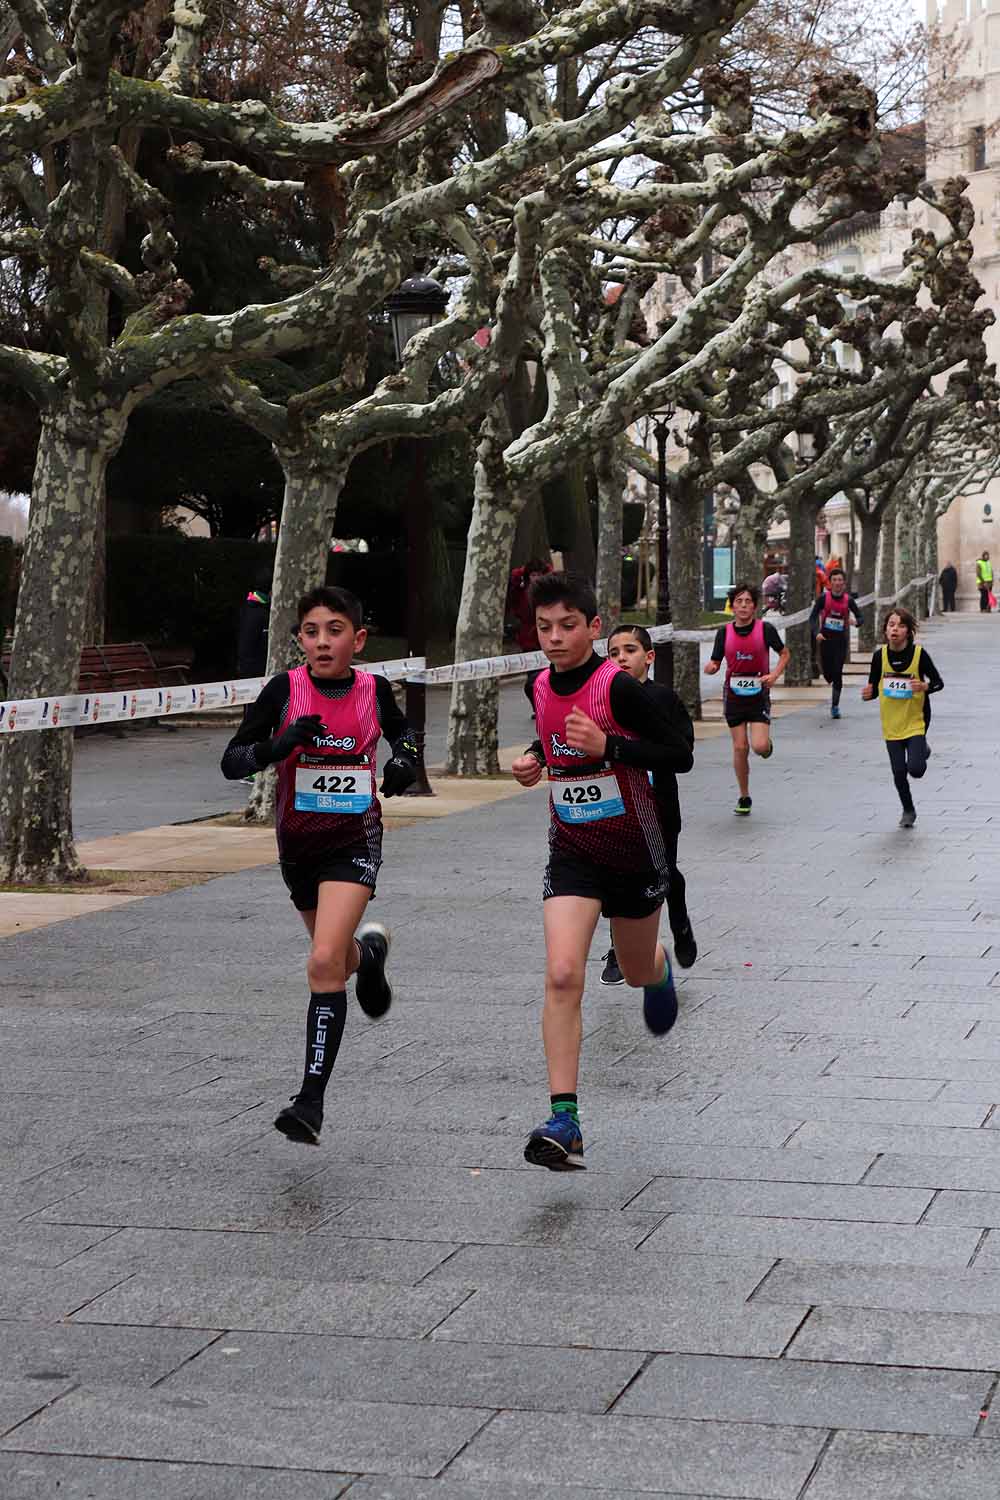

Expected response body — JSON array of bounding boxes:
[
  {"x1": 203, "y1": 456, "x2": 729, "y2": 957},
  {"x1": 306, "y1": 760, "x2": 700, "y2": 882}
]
[{"x1": 3, "y1": 613, "x2": 1000, "y2": 1498}]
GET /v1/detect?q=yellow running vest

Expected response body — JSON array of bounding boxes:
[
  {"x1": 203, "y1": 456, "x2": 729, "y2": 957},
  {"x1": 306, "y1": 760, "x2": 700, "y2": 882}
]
[
  {"x1": 879, "y1": 645, "x2": 925, "y2": 741},
  {"x1": 978, "y1": 559, "x2": 993, "y2": 585}
]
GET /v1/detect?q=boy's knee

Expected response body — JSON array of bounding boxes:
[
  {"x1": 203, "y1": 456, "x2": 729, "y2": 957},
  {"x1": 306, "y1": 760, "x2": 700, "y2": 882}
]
[
  {"x1": 308, "y1": 944, "x2": 346, "y2": 987},
  {"x1": 546, "y1": 959, "x2": 585, "y2": 996}
]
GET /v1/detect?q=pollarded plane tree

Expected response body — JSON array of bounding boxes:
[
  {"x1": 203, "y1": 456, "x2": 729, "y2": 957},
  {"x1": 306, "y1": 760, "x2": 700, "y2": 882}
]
[
  {"x1": 649, "y1": 169, "x2": 993, "y2": 702},
  {"x1": 440, "y1": 67, "x2": 954, "y2": 765},
  {"x1": 0, "y1": 0, "x2": 773, "y2": 882}
]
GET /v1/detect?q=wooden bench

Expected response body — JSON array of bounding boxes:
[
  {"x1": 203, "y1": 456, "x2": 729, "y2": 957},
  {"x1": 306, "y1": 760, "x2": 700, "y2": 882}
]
[{"x1": 1, "y1": 641, "x2": 188, "y2": 699}]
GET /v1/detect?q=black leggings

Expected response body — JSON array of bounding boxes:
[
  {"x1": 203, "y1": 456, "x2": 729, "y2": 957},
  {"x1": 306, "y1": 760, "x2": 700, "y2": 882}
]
[
  {"x1": 886, "y1": 736, "x2": 928, "y2": 813},
  {"x1": 819, "y1": 638, "x2": 848, "y2": 705}
]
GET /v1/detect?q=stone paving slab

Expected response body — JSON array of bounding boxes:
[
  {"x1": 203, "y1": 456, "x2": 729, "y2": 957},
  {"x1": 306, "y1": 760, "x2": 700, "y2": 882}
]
[
  {"x1": 0, "y1": 1391, "x2": 490, "y2": 1477},
  {"x1": 443, "y1": 1410, "x2": 827, "y2": 1498},
  {"x1": 613, "y1": 1351, "x2": 991, "y2": 1436},
  {"x1": 787, "y1": 1304, "x2": 1000, "y2": 1371},
  {"x1": 805, "y1": 1432, "x2": 1000, "y2": 1500},
  {"x1": 0, "y1": 1454, "x2": 354, "y2": 1500}
]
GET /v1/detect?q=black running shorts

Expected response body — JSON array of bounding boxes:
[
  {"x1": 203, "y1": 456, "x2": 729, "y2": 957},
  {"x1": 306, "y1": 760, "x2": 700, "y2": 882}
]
[
  {"x1": 543, "y1": 848, "x2": 668, "y2": 920},
  {"x1": 279, "y1": 841, "x2": 381, "y2": 912},
  {"x1": 724, "y1": 689, "x2": 771, "y2": 728}
]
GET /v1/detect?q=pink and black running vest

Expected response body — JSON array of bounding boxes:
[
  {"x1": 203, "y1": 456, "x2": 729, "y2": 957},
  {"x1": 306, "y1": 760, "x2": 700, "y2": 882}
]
[
  {"x1": 723, "y1": 620, "x2": 769, "y2": 700},
  {"x1": 819, "y1": 589, "x2": 850, "y2": 636},
  {"x1": 533, "y1": 658, "x2": 666, "y2": 872},
  {"x1": 275, "y1": 666, "x2": 382, "y2": 863}
]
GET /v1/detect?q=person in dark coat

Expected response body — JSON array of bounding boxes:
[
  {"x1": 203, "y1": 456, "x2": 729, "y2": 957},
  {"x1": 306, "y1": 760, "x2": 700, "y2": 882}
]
[
  {"x1": 238, "y1": 569, "x2": 272, "y2": 677},
  {"x1": 939, "y1": 561, "x2": 958, "y2": 612}
]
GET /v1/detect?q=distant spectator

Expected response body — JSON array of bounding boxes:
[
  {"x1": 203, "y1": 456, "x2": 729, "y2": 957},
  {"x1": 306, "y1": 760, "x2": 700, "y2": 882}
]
[
  {"x1": 238, "y1": 569, "x2": 272, "y2": 677},
  {"x1": 814, "y1": 556, "x2": 828, "y2": 597},
  {"x1": 939, "y1": 561, "x2": 958, "y2": 612},
  {"x1": 976, "y1": 551, "x2": 993, "y2": 613}
]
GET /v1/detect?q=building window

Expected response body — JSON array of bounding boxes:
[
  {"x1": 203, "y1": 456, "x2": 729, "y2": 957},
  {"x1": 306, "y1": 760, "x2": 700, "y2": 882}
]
[{"x1": 970, "y1": 125, "x2": 986, "y2": 173}]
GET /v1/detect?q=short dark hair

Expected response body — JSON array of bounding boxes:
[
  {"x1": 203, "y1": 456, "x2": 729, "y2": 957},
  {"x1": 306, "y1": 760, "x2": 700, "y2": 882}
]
[
  {"x1": 728, "y1": 582, "x2": 759, "y2": 606},
  {"x1": 883, "y1": 605, "x2": 916, "y2": 641},
  {"x1": 529, "y1": 570, "x2": 598, "y2": 621},
  {"x1": 608, "y1": 622, "x2": 652, "y2": 651},
  {"x1": 827, "y1": 566, "x2": 846, "y2": 581},
  {"x1": 296, "y1": 586, "x2": 363, "y2": 629}
]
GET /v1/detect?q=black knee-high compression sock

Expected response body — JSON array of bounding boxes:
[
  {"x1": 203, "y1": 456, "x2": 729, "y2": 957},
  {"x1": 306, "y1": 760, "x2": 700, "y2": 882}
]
[{"x1": 298, "y1": 991, "x2": 347, "y2": 1103}]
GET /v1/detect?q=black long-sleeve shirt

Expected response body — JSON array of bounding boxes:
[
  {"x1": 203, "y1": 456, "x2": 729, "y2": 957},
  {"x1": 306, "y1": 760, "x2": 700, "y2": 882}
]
[
  {"x1": 866, "y1": 642, "x2": 943, "y2": 731},
  {"x1": 220, "y1": 670, "x2": 415, "y2": 780},
  {"x1": 525, "y1": 655, "x2": 694, "y2": 831}
]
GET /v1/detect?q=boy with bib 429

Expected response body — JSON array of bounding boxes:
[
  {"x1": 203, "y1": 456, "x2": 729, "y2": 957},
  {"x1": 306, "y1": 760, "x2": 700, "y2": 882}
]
[
  {"x1": 221, "y1": 586, "x2": 417, "y2": 1145},
  {"x1": 861, "y1": 605, "x2": 943, "y2": 827},
  {"x1": 704, "y1": 582, "x2": 789, "y2": 816},
  {"x1": 510, "y1": 572, "x2": 694, "y2": 1171}
]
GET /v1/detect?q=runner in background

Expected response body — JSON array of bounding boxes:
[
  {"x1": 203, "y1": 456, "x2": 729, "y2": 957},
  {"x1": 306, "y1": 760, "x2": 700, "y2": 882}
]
[
  {"x1": 810, "y1": 566, "x2": 863, "y2": 719},
  {"x1": 600, "y1": 624, "x2": 697, "y2": 986},
  {"x1": 704, "y1": 583, "x2": 789, "y2": 816}
]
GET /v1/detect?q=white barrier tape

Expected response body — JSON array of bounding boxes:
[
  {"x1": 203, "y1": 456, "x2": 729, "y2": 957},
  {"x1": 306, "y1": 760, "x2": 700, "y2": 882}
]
[
  {"x1": 0, "y1": 655, "x2": 424, "y2": 735},
  {"x1": 2, "y1": 574, "x2": 937, "y2": 729},
  {"x1": 408, "y1": 575, "x2": 936, "y2": 684}
]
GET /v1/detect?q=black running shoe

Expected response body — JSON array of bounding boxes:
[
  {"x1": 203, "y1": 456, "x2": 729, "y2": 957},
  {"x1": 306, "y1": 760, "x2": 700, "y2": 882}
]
[
  {"x1": 600, "y1": 948, "x2": 625, "y2": 986},
  {"x1": 355, "y1": 921, "x2": 393, "y2": 1017},
  {"x1": 274, "y1": 1094, "x2": 322, "y2": 1145},
  {"x1": 643, "y1": 953, "x2": 679, "y2": 1035},
  {"x1": 673, "y1": 923, "x2": 698, "y2": 969},
  {"x1": 899, "y1": 809, "x2": 916, "y2": 828},
  {"x1": 735, "y1": 796, "x2": 752, "y2": 816}
]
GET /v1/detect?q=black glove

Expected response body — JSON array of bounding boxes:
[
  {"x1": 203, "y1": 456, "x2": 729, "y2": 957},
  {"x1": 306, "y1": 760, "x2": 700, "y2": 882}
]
[
  {"x1": 380, "y1": 756, "x2": 417, "y2": 797},
  {"x1": 264, "y1": 713, "x2": 325, "y2": 764}
]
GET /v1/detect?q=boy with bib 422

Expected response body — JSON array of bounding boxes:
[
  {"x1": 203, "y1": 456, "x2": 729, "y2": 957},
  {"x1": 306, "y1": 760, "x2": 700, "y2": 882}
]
[
  {"x1": 861, "y1": 606, "x2": 943, "y2": 827},
  {"x1": 510, "y1": 572, "x2": 694, "y2": 1171},
  {"x1": 810, "y1": 565, "x2": 863, "y2": 719},
  {"x1": 221, "y1": 586, "x2": 417, "y2": 1145},
  {"x1": 704, "y1": 583, "x2": 789, "y2": 816}
]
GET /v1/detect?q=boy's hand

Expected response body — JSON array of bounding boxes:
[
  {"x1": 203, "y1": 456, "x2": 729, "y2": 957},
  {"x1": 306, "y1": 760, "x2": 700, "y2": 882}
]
[
  {"x1": 703, "y1": 659, "x2": 721, "y2": 675},
  {"x1": 909, "y1": 679, "x2": 928, "y2": 693},
  {"x1": 270, "y1": 713, "x2": 325, "y2": 760},
  {"x1": 861, "y1": 684, "x2": 875, "y2": 701},
  {"x1": 564, "y1": 707, "x2": 607, "y2": 757},
  {"x1": 760, "y1": 672, "x2": 777, "y2": 690},
  {"x1": 511, "y1": 754, "x2": 544, "y2": 787}
]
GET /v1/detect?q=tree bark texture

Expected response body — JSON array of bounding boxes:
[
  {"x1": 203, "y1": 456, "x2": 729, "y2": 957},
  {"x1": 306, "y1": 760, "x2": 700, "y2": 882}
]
[
  {"x1": 876, "y1": 498, "x2": 897, "y2": 606},
  {"x1": 0, "y1": 411, "x2": 120, "y2": 881},
  {"x1": 783, "y1": 498, "x2": 817, "y2": 687},
  {"x1": 446, "y1": 431, "x2": 524, "y2": 776},
  {"x1": 856, "y1": 510, "x2": 880, "y2": 653},
  {"x1": 594, "y1": 443, "x2": 625, "y2": 627},
  {"x1": 245, "y1": 460, "x2": 344, "y2": 824},
  {"x1": 669, "y1": 489, "x2": 703, "y2": 719}
]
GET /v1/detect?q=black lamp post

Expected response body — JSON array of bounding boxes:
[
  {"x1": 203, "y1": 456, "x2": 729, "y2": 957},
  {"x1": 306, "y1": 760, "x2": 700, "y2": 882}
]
[
  {"x1": 652, "y1": 403, "x2": 676, "y2": 689},
  {"x1": 385, "y1": 273, "x2": 449, "y2": 796}
]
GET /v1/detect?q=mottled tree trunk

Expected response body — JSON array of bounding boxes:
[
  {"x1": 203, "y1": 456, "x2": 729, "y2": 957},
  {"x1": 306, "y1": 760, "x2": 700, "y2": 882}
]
[
  {"x1": 245, "y1": 460, "x2": 344, "y2": 823},
  {"x1": 562, "y1": 460, "x2": 596, "y2": 576},
  {"x1": 895, "y1": 500, "x2": 923, "y2": 618},
  {"x1": 670, "y1": 490, "x2": 703, "y2": 719},
  {"x1": 733, "y1": 510, "x2": 768, "y2": 585},
  {"x1": 783, "y1": 498, "x2": 817, "y2": 686},
  {"x1": 921, "y1": 498, "x2": 939, "y2": 614},
  {"x1": 856, "y1": 509, "x2": 880, "y2": 653},
  {"x1": 511, "y1": 489, "x2": 550, "y2": 568},
  {"x1": 877, "y1": 499, "x2": 897, "y2": 605},
  {"x1": 594, "y1": 443, "x2": 625, "y2": 626},
  {"x1": 0, "y1": 412, "x2": 120, "y2": 882},
  {"x1": 446, "y1": 430, "x2": 524, "y2": 775}
]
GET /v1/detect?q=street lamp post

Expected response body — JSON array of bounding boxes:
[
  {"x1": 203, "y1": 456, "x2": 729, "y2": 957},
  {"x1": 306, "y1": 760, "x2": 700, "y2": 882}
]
[
  {"x1": 385, "y1": 273, "x2": 449, "y2": 796},
  {"x1": 652, "y1": 404, "x2": 675, "y2": 689}
]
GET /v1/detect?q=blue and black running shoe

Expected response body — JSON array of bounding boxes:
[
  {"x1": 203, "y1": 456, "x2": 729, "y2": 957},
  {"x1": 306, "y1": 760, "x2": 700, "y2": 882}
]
[
  {"x1": 524, "y1": 1112, "x2": 585, "y2": 1171},
  {"x1": 643, "y1": 953, "x2": 678, "y2": 1035}
]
